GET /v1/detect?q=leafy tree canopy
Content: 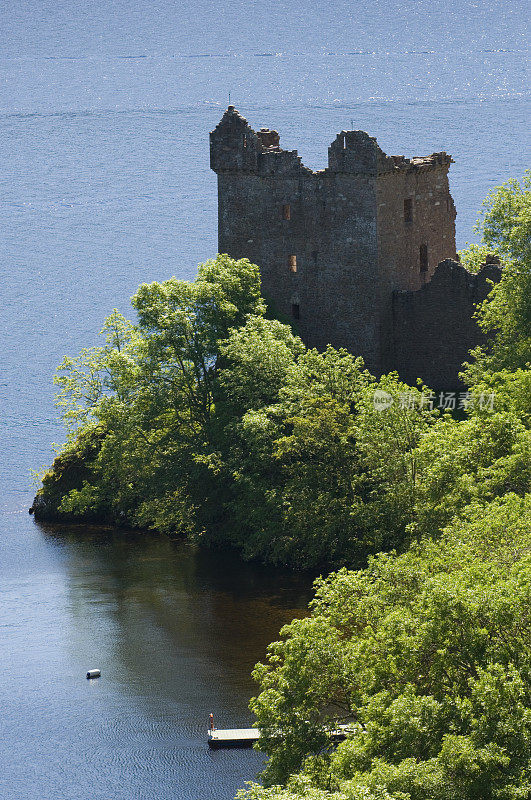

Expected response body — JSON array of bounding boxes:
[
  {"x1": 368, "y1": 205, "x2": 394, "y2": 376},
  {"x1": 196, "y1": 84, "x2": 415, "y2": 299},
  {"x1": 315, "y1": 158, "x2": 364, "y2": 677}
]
[
  {"x1": 243, "y1": 493, "x2": 531, "y2": 800},
  {"x1": 237, "y1": 174, "x2": 530, "y2": 800},
  {"x1": 459, "y1": 172, "x2": 531, "y2": 379},
  {"x1": 33, "y1": 180, "x2": 531, "y2": 799}
]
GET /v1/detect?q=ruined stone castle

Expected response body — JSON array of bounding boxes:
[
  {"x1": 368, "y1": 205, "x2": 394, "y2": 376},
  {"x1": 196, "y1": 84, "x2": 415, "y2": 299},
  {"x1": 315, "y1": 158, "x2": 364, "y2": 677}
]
[{"x1": 210, "y1": 107, "x2": 500, "y2": 389}]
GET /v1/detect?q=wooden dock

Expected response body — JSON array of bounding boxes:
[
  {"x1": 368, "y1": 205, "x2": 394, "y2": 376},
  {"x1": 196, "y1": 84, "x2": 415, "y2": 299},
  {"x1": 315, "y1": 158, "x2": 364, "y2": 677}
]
[
  {"x1": 207, "y1": 722, "x2": 354, "y2": 749},
  {"x1": 208, "y1": 727, "x2": 260, "y2": 748}
]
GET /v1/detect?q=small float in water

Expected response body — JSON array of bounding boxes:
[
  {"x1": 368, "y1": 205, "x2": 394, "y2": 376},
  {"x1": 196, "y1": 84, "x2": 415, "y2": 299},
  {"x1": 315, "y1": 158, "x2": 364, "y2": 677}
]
[{"x1": 86, "y1": 669, "x2": 101, "y2": 679}]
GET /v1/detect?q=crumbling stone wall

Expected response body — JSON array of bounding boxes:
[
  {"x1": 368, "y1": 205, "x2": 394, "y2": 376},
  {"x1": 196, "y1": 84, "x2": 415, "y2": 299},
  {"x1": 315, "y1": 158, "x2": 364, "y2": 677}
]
[
  {"x1": 210, "y1": 108, "x2": 482, "y2": 386},
  {"x1": 211, "y1": 109, "x2": 382, "y2": 368},
  {"x1": 391, "y1": 260, "x2": 501, "y2": 390}
]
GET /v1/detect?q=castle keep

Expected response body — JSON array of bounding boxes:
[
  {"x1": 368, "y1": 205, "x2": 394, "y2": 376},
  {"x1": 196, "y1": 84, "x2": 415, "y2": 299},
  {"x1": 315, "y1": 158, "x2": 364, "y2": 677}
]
[{"x1": 210, "y1": 107, "x2": 499, "y2": 389}]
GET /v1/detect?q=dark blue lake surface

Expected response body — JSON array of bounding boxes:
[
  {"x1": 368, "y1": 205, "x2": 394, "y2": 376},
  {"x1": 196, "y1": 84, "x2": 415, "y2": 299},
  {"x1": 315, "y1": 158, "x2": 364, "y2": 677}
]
[{"x1": 0, "y1": 1, "x2": 529, "y2": 797}]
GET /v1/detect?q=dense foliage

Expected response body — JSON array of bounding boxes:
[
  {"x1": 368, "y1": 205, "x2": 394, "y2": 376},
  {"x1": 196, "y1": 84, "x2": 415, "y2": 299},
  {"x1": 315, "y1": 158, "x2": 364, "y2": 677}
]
[
  {"x1": 34, "y1": 177, "x2": 530, "y2": 797},
  {"x1": 459, "y1": 171, "x2": 531, "y2": 377},
  {"x1": 36, "y1": 178, "x2": 530, "y2": 568},
  {"x1": 239, "y1": 175, "x2": 530, "y2": 799},
  {"x1": 240, "y1": 493, "x2": 530, "y2": 800},
  {"x1": 36, "y1": 254, "x2": 450, "y2": 568}
]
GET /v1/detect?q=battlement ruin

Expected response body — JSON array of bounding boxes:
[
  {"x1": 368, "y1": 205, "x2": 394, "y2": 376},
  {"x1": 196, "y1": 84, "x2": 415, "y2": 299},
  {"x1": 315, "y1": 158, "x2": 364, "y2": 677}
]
[{"x1": 210, "y1": 107, "x2": 500, "y2": 389}]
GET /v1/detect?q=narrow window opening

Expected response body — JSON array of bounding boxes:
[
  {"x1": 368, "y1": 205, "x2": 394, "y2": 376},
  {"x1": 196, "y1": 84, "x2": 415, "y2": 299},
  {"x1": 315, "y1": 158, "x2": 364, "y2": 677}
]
[
  {"x1": 420, "y1": 243, "x2": 428, "y2": 272},
  {"x1": 291, "y1": 303, "x2": 300, "y2": 320},
  {"x1": 242, "y1": 135, "x2": 247, "y2": 148},
  {"x1": 289, "y1": 255, "x2": 297, "y2": 273},
  {"x1": 282, "y1": 204, "x2": 291, "y2": 220},
  {"x1": 404, "y1": 198, "x2": 413, "y2": 225}
]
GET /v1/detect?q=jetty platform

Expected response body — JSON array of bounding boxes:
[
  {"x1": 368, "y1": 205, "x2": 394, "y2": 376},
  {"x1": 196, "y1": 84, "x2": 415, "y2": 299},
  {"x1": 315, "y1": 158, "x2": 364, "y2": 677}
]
[
  {"x1": 208, "y1": 727, "x2": 260, "y2": 748},
  {"x1": 207, "y1": 721, "x2": 354, "y2": 749}
]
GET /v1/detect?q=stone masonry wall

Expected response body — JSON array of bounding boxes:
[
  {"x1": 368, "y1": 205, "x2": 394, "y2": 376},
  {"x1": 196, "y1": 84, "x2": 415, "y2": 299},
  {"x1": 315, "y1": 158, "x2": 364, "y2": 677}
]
[
  {"x1": 211, "y1": 108, "x2": 469, "y2": 383},
  {"x1": 377, "y1": 159, "x2": 457, "y2": 370},
  {"x1": 212, "y1": 109, "x2": 382, "y2": 370},
  {"x1": 392, "y1": 259, "x2": 501, "y2": 390}
]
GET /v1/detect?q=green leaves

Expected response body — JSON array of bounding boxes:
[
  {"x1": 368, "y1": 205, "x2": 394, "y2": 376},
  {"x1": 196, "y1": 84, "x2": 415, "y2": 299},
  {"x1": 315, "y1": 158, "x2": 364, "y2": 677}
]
[
  {"x1": 245, "y1": 495, "x2": 531, "y2": 799},
  {"x1": 53, "y1": 309, "x2": 141, "y2": 431},
  {"x1": 34, "y1": 180, "x2": 531, "y2": 800},
  {"x1": 460, "y1": 171, "x2": 531, "y2": 380},
  {"x1": 218, "y1": 316, "x2": 305, "y2": 417},
  {"x1": 40, "y1": 257, "x2": 269, "y2": 528}
]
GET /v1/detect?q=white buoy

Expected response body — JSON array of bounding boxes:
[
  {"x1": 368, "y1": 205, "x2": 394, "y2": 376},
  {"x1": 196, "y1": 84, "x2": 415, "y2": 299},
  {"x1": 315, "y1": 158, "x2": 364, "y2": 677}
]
[{"x1": 86, "y1": 669, "x2": 101, "y2": 679}]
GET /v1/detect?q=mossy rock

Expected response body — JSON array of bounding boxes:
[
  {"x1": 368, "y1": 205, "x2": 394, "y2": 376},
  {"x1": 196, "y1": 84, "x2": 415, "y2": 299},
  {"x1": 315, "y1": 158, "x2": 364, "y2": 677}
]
[{"x1": 31, "y1": 425, "x2": 107, "y2": 522}]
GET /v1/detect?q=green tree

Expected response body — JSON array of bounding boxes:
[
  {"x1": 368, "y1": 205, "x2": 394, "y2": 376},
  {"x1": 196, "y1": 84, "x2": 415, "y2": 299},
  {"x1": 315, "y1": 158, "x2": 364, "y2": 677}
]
[
  {"x1": 217, "y1": 315, "x2": 305, "y2": 418},
  {"x1": 34, "y1": 170, "x2": 531, "y2": 574},
  {"x1": 460, "y1": 172, "x2": 531, "y2": 379},
  {"x1": 35, "y1": 256, "x2": 267, "y2": 530},
  {"x1": 244, "y1": 494, "x2": 531, "y2": 799},
  {"x1": 217, "y1": 351, "x2": 437, "y2": 568}
]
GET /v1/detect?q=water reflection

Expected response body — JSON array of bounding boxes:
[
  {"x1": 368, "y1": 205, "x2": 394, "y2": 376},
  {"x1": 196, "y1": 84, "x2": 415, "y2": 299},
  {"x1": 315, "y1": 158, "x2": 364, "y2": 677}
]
[
  {"x1": 39, "y1": 523, "x2": 311, "y2": 722},
  {"x1": 0, "y1": 522, "x2": 311, "y2": 799}
]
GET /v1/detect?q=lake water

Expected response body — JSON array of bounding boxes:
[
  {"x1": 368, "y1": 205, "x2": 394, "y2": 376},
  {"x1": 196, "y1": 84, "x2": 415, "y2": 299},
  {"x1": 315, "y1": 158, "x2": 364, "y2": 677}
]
[{"x1": 0, "y1": 1, "x2": 528, "y2": 797}]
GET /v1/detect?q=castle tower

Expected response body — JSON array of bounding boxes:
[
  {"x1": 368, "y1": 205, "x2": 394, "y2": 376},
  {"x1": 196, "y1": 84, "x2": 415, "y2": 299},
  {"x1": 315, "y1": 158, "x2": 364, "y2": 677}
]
[{"x1": 210, "y1": 107, "x2": 456, "y2": 375}]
